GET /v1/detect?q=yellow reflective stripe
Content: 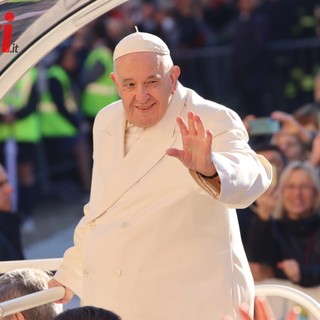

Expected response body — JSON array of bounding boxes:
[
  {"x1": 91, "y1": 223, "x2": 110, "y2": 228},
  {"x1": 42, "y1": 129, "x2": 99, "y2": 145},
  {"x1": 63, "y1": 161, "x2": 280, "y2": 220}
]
[
  {"x1": 2, "y1": 70, "x2": 34, "y2": 108},
  {"x1": 39, "y1": 101, "x2": 56, "y2": 112},
  {"x1": 0, "y1": 101, "x2": 8, "y2": 114},
  {"x1": 40, "y1": 95, "x2": 77, "y2": 113},
  {"x1": 86, "y1": 83, "x2": 117, "y2": 96},
  {"x1": 65, "y1": 93, "x2": 77, "y2": 112},
  {"x1": 19, "y1": 71, "x2": 34, "y2": 106}
]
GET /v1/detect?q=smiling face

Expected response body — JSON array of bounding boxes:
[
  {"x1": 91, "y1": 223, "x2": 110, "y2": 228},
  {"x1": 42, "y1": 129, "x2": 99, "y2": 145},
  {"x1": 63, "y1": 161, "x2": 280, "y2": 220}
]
[
  {"x1": 111, "y1": 52, "x2": 180, "y2": 128},
  {"x1": 282, "y1": 168, "x2": 317, "y2": 220}
]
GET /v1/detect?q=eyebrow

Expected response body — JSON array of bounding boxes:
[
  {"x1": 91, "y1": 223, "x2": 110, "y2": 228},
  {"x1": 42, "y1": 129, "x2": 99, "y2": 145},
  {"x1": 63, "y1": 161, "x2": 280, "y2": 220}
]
[{"x1": 122, "y1": 74, "x2": 161, "y2": 83}]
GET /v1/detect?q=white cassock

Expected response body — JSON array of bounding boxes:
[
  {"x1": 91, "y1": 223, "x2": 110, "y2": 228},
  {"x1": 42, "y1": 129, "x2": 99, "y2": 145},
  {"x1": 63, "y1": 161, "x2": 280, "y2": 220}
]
[{"x1": 55, "y1": 82, "x2": 272, "y2": 319}]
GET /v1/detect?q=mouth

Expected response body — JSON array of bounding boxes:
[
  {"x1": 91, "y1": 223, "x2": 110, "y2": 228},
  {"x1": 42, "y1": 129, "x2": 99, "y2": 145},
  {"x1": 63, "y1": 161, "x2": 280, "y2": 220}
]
[{"x1": 135, "y1": 103, "x2": 155, "y2": 111}]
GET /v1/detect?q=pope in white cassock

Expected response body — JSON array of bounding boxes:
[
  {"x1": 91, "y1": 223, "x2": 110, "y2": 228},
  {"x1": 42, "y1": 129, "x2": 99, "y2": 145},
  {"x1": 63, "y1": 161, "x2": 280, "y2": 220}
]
[{"x1": 49, "y1": 30, "x2": 272, "y2": 320}]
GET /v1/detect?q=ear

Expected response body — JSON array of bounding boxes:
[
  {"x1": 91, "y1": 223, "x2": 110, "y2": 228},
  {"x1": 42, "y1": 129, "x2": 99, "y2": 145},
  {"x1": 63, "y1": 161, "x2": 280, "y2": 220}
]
[
  {"x1": 171, "y1": 65, "x2": 181, "y2": 92},
  {"x1": 110, "y1": 72, "x2": 121, "y2": 97},
  {"x1": 110, "y1": 71, "x2": 116, "y2": 84}
]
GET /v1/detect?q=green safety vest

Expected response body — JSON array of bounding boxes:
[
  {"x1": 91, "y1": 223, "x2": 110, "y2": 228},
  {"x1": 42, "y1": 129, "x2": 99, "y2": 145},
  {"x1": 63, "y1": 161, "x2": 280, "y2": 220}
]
[
  {"x1": 81, "y1": 46, "x2": 119, "y2": 118},
  {"x1": 0, "y1": 67, "x2": 41, "y2": 142},
  {"x1": 39, "y1": 65, "x2": 78, "y2": 137}
]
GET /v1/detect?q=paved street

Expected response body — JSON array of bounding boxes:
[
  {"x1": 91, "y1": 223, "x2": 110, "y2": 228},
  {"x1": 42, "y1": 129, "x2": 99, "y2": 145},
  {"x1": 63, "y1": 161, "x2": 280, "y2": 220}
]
[
  {"x1": 21, "y1": 179, "x2": 85, "y2": 309},
  {"x1": 22, "y1": 179, "x2": 85, "y2": 255}
]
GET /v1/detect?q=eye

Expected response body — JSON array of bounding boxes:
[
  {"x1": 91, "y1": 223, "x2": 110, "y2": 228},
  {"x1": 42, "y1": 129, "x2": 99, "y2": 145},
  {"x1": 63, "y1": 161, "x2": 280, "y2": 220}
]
[
  {"x1": 123, "y1": 82, "x2": 135, "y2": 90},
  {"x1": 146, "y1": 79, "x2": 159, "y2": 86}
]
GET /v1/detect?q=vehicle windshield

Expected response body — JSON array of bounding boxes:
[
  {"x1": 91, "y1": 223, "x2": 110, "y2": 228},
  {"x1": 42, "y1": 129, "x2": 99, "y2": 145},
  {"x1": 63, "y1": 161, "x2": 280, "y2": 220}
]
[{"x1": 0, "y1": 0, "x2": 93, "y2": 75}]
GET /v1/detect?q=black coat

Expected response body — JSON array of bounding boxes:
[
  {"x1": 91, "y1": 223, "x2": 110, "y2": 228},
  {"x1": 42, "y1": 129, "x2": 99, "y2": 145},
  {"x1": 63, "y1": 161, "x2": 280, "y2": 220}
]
[
  {"x1": 0, "y1": 212, "x2": 24, "y2": 261},
  {"x1": 246, "y1": 214, "x2": 320, "y2": 287}
]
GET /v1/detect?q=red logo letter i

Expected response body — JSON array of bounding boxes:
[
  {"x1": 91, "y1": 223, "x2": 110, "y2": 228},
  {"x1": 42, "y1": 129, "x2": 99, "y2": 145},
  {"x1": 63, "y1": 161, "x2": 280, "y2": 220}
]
[{"x1": 2, "y1": 12, "x2": 14, "y2": 53}]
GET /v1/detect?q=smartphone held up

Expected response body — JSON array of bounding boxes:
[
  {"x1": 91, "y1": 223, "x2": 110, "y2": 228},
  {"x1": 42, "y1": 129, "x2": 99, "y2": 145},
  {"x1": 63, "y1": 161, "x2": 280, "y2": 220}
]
[{"x1": 248, "y1": 117, "x2": 281, "y2": 136}]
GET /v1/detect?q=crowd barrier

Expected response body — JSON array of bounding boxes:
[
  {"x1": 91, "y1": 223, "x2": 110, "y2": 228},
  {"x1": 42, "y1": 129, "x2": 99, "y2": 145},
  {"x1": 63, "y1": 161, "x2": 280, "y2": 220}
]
[
  {"x1": 255, "y1": 278, "x2": 320, "y2": 320},
  {"x1": 0, "y1": 286, "x2": 65, "y2": 318},
  {"x1": 0, "y1": 258, "x2": 319, "y2": 319}
]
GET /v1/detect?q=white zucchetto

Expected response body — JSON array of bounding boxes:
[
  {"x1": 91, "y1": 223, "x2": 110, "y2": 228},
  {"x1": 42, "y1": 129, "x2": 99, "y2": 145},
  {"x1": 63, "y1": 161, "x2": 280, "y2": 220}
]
[{"x1": 113, "y1": 29, "x2": 170, "y2": 61}]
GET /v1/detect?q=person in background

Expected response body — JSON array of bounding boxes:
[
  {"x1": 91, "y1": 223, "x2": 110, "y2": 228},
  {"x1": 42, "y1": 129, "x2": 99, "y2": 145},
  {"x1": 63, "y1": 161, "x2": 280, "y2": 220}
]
[
  {"x1": 237, "y1": 143, "x2": 287, "y2": 251},
  {"x1": 271, "y1": 131, "x2": 309, "y2": 163},
  {"x1": 54, "y1": 306, "x2": 121, "y2": 320},
  {"x1": 0, "y1": 67, "x2": 41, "y2": 234},
  {"x1": 293, "y1": 102, "x2": 320, "y2": 133},
  {"x1": 230, "y1": 0, "x2": 270, "y2": 118},
  {"x1": 49, "y1": 30, "x2": 271, "y2": 319},
  {"x1": 270, "y1": 110, "x2": 315, "y2": 162},
  {"x1": 0, "y1": 268, "x2": 62, "y2": 320},
  {"x1": 243, "y1": 108, "x2": 318, "y2": 164},
  {"x1": 247, "y1": 161, "x2": 320, "y2": 287},
  {"x1": 79, "y1": 20, "x2": 119, "y2": 157},
  {"x1": 39, "y1": 46, "x2": 91, "y2": 194},
  {"x1": 269, "y1": 108, "x2": 320, "y2": 168},
  {"x1": 0, "y1": 163, "x2": 24, "y2": 261}
]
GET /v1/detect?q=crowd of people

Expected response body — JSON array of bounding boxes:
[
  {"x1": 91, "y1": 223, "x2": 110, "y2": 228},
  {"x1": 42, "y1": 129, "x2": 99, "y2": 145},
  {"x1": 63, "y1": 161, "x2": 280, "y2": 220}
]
[
  {"x1": 234, "y1": 96, "x2": 320, "y2": 290},
  {"x1": 0, "y1": 0, "x2": 319, "y2": 231}
]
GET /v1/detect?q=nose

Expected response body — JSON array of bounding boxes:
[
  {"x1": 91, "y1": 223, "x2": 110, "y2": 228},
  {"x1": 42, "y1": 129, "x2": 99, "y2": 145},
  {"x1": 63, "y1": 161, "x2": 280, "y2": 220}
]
[{"x1": 135, "y1": 85, "x2": 149, "y2": 103}]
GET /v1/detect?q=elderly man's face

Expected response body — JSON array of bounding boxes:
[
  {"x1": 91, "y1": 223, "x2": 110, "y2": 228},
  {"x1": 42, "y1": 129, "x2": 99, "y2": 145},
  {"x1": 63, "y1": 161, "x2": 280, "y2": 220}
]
[{"x1": 111, "y1": 52, "x2": 180, "y2": 128}]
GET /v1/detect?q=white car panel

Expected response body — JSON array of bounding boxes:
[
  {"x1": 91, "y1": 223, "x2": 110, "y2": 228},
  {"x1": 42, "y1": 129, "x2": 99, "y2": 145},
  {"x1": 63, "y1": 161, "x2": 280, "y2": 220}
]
[{"x1": 0, "y1": 0, "x2": 128, "y2": 100}]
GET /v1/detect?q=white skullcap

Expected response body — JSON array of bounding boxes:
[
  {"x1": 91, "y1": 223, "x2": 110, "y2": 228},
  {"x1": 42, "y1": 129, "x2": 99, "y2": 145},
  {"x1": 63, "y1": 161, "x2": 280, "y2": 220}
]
[{"x1": 113, "y1": 28, "x2": 170, "y2": 61}]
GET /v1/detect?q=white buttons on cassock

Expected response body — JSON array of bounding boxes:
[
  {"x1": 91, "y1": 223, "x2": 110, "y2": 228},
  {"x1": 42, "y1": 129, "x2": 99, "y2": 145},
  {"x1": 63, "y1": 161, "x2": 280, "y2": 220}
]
[
  {"x1": 114, "y1": 268, "x2": 122, "y2": 277},
  {"x1": 121, "y1": 221, "x2": 128, "y2": 228},
  {"x1": 83, "y1": 270, "x2": 89, "y2": 276}
]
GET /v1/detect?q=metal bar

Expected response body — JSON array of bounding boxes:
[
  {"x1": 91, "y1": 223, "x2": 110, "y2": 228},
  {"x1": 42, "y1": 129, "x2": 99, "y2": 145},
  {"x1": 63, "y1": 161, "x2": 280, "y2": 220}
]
[
  {"x1": 255, "y1": 284, "x2": 320, "y2": 319},
  {"x1": 0, "y1": 286, "x2": 65, "y2": 317},
  {"x1": 0, "y1": 258, "x2": 63, "y2": 274}
]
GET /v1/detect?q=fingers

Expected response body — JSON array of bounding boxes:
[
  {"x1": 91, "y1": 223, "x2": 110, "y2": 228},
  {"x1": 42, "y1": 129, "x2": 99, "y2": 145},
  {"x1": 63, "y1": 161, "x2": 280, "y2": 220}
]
[
  {"x1": 187, "y1": 112, "x2": 197, "y2": 135},
  {"x1": 237, "y1": 303, "x2": 251, "y2": 320},
  {"x1": 166, "y1": 147, "x2": 183, "y2": 160},
  {"x1": 48, "y1": 278, "x2": 74, "y2": 304},
  {"x1": 176, "y1": 115, "x2": 188, "y2": 136},
  {"x1": 59, "y1": 287, "x2": 74, "y2": 304},
  {"x1": 286, "y1": 306, "x2": 302, "y2": 320},
  {"x1": 177, "y1": 112, "x2": 207, "y2": 138},
  {"x1": 254, "y1": 296, "x2": 276, "y2": 320},
  {"x1": 188, "y1": 112, "x2": 206, "y2": 137}
]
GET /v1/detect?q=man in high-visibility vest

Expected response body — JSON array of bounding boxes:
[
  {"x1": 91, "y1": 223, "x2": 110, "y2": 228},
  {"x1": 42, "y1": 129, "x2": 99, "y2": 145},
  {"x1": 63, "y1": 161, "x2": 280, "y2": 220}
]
[
  {"x1": 39, "y1": 46, "x2": 91, "y2": 194},
  {"x1": 80, "y1": 45, "x2": 119, "y2": 121},
  {"x1": 79, "y1": 23, "x2": 119, "y2": 155},
  {"x1": 0, "y1": 67, "x2": 41, "y2": 233}
]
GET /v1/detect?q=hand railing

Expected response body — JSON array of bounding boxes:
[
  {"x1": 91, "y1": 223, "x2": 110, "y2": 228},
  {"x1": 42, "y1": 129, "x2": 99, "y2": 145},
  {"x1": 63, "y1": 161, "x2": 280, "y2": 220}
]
[
  {"x1": 255, "y1": 284, "x2": 320, "y2": 319},
  {"x1": 0, "y1": 258, "x2": 62, "y2": 274},
  {"x1": 0, "y1": 286, "x2": 65, "y2": 318},
  {"x1": 0, "y1": 259, "x2": 319, "y2": 319}
]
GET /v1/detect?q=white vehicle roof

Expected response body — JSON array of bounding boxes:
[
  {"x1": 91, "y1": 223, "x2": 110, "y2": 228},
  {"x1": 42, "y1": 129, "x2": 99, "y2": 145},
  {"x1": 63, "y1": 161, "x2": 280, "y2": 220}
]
[{"x1": 0, "y1": 0, "x2": 127, "y2": 99}]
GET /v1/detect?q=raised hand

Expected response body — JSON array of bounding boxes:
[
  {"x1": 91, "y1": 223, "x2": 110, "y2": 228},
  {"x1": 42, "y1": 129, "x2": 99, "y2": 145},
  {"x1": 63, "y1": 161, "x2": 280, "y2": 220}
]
[{"x1": 166, "y1": 111, "x2": 216, "y2": 177}]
